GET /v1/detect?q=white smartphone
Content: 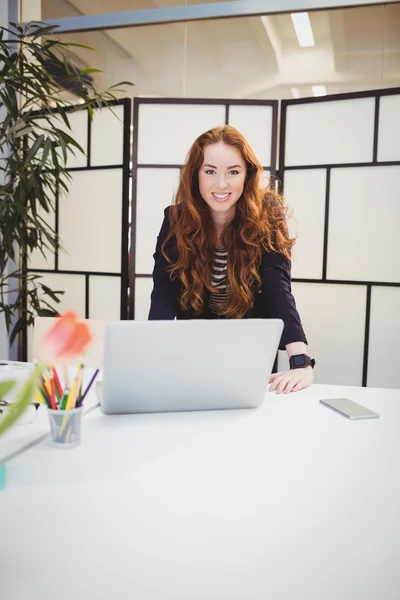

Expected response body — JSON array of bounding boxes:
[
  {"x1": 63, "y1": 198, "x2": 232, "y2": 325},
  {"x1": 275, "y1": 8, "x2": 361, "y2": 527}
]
[{"x1": 319, "y1": 398, "x2": 380, "y2": 420}]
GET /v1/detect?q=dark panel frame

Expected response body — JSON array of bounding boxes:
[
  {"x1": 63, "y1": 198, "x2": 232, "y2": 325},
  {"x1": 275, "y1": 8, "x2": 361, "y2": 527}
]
[{"x1": 279, "y1": 86, "x2": 400, "y2": 386}]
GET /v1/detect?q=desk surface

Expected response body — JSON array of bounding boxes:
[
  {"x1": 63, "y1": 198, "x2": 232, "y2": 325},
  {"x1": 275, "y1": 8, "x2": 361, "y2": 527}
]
[{"x1": 1, "y1": 383, "x2": 400, "y2": 600}]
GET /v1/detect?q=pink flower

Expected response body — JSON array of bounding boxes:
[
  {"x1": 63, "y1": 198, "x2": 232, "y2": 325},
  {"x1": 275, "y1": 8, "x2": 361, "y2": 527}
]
[{"x1": 40, "y1": 311, "x2": 93, "y2": 364}]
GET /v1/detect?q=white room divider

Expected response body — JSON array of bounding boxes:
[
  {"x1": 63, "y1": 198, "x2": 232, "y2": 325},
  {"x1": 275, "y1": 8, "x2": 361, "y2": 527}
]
[
  {"x1": 26, "y1": 99, "x2": 131, "y2": 360},
  {"x1": 23, "y1": 89, "x2": 400, "y2": 389},
  {"x1": 279, "y1": 88, "x2": 400, "y2": 388},
  {"x1": 129, "y1": 98, "x2": 278, "y2": 322}
]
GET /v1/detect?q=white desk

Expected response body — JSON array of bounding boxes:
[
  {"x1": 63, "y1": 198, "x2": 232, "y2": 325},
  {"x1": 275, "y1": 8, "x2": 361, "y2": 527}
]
[{"x1": 1, "y1": 383, "x2": 400, "y2": 600}]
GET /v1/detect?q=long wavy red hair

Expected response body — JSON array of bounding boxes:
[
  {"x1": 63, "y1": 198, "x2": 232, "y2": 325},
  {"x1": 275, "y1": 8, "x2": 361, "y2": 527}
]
[{"x1": 162, "y1": 125, "x2": 295, "y2": 318}]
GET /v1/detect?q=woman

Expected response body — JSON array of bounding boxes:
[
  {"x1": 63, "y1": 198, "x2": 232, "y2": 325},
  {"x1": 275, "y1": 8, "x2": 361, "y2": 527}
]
[{"x1": 149, "y1": 125, "x2": 314, "y2": 394}]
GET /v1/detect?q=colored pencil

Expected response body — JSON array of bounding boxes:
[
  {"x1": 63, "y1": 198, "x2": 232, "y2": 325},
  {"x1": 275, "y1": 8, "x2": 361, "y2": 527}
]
[
  {"x1": 58, "y1": 378, "x2": 82, "y2": 437},
  {"x1": 39, "y1": 378, "x2": 50, "y2": 404},
  {"x1": 62, "y1": 365, "x2": 70, "y2": 389},
  {"x1": 51, "y1": 367, "x2": 63, "y2": 400},
  {"x1": 60, "y1": 388, "x2": 70, "y2": 411},
  {"x1": 49, "y1": 376, "x2": 57, "y2": 410},
  {"x1": 65, "y1": 363, "x2": 83, "y2": 411},
  {"x1": 43, "y1": 378, "x2": 55, "y2": 408},
  {"x1": 35, "y1": 388, "x2": 49, "y2": 407},
  {"x1": 70, "y1": 369, "x2": 83, "y2": 410},
  {"x1": 77, "y1": 368, "x2": 99, "y2": 407}
]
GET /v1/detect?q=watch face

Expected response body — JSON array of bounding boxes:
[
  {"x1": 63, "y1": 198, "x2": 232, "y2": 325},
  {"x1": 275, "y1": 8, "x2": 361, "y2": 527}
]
[{"x1": 292, "y1": 355, "x2": 307, "y2": 367}]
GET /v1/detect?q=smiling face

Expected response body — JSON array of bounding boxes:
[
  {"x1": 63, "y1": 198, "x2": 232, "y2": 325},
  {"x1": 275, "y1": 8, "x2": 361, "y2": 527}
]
[{"x1": 198, "y1": 141, "x2": 247, "y2": 218}]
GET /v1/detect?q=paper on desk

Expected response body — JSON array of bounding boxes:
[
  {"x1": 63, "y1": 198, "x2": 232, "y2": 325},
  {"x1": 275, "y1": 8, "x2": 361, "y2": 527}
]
[{"x1": 0, "y1": 361, "x2": 33, "y2": 379}]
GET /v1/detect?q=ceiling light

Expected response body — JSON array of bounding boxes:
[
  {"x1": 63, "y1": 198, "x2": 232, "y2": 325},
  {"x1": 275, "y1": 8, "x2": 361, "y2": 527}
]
[
  {"x1": 312, "y1": 85, "x2": 327, "y2": 97},
  {"x1": 291, "y1": 87, "x2": 301, "y2": 99},
  {"x1": 291, "y1": 12, "x2": 315, "y2": 48}
]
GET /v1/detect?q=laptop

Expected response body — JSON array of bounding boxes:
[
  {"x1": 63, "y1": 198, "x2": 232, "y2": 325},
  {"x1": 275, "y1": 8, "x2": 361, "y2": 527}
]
[{"x1": 100, "y1": 319, "x2": 283, "y2": 414}]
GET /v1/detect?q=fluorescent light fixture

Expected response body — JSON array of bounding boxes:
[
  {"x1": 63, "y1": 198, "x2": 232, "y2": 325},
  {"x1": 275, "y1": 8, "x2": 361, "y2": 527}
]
[
  {"x1": 291, "y1": 87, "x2": 301, "y2": 99},
  {"x1": 312, "y1": 85, "x2": 327, "y2": 97},
  {"x1": 291, "y1": 12, "x2": 315, "y2": 48}
]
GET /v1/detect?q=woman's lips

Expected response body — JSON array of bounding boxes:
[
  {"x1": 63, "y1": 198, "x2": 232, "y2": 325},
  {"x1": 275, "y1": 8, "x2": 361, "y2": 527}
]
[{"x1": 212, "y1": 192, "x2": 231, "y2": 202}]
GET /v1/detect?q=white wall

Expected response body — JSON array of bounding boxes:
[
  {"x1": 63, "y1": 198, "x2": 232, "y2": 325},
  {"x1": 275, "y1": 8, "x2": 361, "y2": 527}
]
[
  {"x1": 280, "y1": 93, "x2": 400, "y2": 388},
  {"x1": 26, "y1": 103, "x2": 130, "y2": 360}
]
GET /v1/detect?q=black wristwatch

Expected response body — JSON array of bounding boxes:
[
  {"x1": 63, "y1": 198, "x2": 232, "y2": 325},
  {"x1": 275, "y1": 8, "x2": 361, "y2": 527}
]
[{"x1": 289, "y1": 354, "x2": 315, "y2": 370}]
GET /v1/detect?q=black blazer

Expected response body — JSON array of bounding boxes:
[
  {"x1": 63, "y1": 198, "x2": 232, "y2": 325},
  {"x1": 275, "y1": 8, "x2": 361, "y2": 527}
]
[{"x1": 149, "y1": 207, "x2": 307, "y2": 351}]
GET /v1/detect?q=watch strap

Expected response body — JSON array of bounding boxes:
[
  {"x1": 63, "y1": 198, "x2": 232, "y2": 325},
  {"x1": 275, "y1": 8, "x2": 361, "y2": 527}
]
[{"x1": 289, "y1": 354, "x2": 315, "y2": 370}]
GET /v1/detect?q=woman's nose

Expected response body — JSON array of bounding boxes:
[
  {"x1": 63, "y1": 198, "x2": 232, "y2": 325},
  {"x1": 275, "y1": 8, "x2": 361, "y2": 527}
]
[{"x1": 217, "y1": 175, "x2": 229, "y2": 189}]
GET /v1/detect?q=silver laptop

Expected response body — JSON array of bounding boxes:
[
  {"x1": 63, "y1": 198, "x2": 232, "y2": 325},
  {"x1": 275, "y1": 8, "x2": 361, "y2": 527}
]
[{"x1": 100, "y1": 319, "x2": 283, "y2": 414}]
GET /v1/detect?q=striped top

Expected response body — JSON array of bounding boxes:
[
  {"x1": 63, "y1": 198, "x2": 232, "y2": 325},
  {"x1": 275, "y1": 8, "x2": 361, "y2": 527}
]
[{"x1": 208, "y1": 247, "x2": 229, "y2": 312}]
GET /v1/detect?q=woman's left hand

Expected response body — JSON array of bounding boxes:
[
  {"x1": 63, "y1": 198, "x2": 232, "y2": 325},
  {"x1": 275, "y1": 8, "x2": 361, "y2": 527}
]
[{"x1": 269, "y1": 365, "x2": 314, "y2": 394}]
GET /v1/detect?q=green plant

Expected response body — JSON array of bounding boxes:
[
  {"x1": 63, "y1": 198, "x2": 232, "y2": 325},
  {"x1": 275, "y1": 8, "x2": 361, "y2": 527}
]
[{"x1": 0, "y1": 21, "x2": 132, "y2": 348}]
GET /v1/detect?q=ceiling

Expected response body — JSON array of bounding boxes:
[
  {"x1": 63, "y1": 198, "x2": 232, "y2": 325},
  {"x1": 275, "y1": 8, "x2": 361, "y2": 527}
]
[{"x1": 39, "y1": 0, "x2": 400, "y2": 100}]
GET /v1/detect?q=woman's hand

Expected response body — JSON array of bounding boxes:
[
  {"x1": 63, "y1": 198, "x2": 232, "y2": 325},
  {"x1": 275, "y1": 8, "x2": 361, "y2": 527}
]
[{"x1": 269, "y1": 365, "x2": 314, "y2": 394}]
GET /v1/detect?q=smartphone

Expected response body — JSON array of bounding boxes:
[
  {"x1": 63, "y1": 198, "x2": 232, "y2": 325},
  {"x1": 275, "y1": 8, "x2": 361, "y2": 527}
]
[{"x1": 319, "y1": 398, "x2": 380, "y2": 420}]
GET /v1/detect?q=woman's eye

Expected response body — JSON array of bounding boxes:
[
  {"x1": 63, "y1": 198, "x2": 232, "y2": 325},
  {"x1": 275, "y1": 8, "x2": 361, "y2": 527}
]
[
  {"x1": 229, "y1": 170, "x2": 239, "y2": 175},
  {"x1": 205, "y1": 169, "x2": 215, "y2": 175}
]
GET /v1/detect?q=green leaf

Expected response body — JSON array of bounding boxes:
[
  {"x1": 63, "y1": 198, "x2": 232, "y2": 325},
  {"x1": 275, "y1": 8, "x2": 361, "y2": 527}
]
[
  {"x1": 78, "y1": 68, "x2": 102, "y2": 75},
  {"x1": 55, "y1": 130, "x2": 67, "y2": 164},
  {"x1": 108, "y1": 81, "x2": 135, "y2": 89},
  {"x1": 37, "y1": 307, "x2": 59, "y2": 317},
  {"x1": 50, "y1": 143, "x2": 60, "y2": 169},
  {"x1": 14, "y1": 126, "x2": 33, "y2": 138},
  {"x1": 24, "y1": 134, "x2": 44, "y2": 165},
  {"x1": 55, "y1": 127, "x2": 84, "y2": 154},
  {"x1": 64, "y1": 42, "x2": 95, "y2": 51},
  {"x1": 29, "y1": 23, "x2": 58, "y2": 40},
  {"x1": 0, "y1": 380, "x2": 16, "y2": 398},
  {"x1": 41, "y1": 137, "x2": 51, "y2": 167},
  {"x1": 57, "y1": 107, "x2": 71, "y2": 130},
  {"x1": 3, "y1": 306, "x2": 11, "y2": 333},
  {"x1": 0, "y1": 366, "x2": 42, "y2": 437},
  {"x1": 40, "y1": 284, "x2": 63, "y2": 303},
  {"x1": 9, "y1": 316, "x2": 27, "y2": 346},
  {"x1": 14, "y1": 118, "x2": 30, "y2": 133}
]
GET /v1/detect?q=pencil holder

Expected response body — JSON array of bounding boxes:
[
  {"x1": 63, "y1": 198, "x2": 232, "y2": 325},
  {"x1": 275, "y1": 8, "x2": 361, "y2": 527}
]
[{"x1": 47, "y1": 406, "x2": 83, "y2": 448}]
